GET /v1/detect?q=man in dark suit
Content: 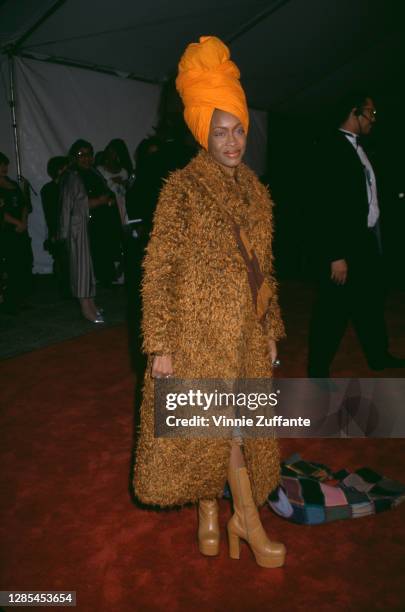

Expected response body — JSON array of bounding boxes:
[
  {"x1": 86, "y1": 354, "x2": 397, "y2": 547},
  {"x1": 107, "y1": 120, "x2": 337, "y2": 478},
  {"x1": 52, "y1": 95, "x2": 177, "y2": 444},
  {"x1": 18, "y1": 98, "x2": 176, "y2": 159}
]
[{"x1": 308, "y1": 93, "x2": 405, "y2": 377}]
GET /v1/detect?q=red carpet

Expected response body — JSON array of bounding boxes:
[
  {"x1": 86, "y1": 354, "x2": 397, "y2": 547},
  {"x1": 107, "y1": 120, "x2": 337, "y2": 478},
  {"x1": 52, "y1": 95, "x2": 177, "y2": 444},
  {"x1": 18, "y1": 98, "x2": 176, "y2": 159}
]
[{"x1": 1, "y1": 282, "x2": 405, "y2": 611}]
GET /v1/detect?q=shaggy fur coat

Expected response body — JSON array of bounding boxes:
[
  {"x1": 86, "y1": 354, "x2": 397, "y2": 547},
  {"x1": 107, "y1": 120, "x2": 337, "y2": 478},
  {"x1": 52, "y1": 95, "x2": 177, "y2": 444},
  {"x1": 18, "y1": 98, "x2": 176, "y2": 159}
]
[{"x1": 133, "y1": 149, "x2": 285, "y2": 507}]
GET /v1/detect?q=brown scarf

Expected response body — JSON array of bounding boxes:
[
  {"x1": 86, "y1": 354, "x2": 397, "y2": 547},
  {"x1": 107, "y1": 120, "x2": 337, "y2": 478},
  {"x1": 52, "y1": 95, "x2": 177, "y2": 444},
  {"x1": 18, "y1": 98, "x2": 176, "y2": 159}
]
[
  {"x1": 199, "y1": 177, "x2": 272, "y2": 324},
  {"x1": 230, "y1": 220, "x2": 272, "y2": 323}
]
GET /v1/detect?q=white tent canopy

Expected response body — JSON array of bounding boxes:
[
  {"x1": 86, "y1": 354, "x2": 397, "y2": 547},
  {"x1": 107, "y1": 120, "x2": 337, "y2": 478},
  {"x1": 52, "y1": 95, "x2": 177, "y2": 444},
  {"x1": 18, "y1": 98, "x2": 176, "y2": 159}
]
[{"x1": 1, "y1": 0, "x2": 403, "y2": 110}]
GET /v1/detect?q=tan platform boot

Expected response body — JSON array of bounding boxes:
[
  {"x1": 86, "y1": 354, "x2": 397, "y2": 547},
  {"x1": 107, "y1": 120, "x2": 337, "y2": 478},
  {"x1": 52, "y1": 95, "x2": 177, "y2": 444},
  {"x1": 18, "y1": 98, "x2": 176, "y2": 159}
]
[
  {"x1": 227, "y1": 467, "x2": 286, "y2": 568},
  {"x1": 198, "y1": 499, "x2": 220, "y2": 556}
]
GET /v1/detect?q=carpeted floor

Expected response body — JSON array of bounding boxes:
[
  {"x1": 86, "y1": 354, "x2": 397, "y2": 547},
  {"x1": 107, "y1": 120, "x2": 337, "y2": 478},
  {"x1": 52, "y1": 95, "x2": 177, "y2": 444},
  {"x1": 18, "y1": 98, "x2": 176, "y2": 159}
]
[
  {"x1": 0, "y1": 274, "x2": 127, "y2": 360},
  {"x1": 1, "y1": 282, "x2": 405, "y2": 612}
]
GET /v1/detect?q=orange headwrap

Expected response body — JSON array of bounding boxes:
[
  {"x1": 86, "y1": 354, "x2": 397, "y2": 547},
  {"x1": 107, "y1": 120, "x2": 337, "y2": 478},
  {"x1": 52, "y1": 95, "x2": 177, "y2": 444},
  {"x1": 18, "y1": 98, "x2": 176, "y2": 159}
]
[{"x1": 176, "y1": 36, "x2": 249, "y2": 150}]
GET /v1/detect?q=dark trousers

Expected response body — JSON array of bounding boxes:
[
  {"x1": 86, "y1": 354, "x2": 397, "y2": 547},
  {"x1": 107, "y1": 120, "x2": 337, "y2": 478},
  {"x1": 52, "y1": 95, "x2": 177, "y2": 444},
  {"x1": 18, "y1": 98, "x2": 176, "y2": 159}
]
[
  {"x1": 46, "y1": 240, "x2": 71, "y2": 298},
  {"x1": 2, "y1": 231, "x2": 33, "y2": 309},
  {"x1": 308, "y1": 237, "x2": 388, "y2": 377},
  {"x1": 88, "y1": 206, "x2": 123, "y2": 286}
]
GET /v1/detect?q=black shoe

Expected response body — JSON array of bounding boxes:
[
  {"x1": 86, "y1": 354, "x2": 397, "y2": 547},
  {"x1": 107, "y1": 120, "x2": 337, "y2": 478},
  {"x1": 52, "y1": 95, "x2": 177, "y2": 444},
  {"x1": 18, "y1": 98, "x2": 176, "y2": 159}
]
[{"x1": 369, "y1": 354, "x2": 405, "y2": 370}]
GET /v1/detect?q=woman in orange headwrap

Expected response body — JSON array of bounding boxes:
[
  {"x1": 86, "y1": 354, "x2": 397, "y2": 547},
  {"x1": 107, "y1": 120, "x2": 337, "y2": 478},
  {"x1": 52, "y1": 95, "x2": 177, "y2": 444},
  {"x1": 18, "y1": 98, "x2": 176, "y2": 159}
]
[{"x1": 134, "y1": 36, "x2": 286, "y2": 568}]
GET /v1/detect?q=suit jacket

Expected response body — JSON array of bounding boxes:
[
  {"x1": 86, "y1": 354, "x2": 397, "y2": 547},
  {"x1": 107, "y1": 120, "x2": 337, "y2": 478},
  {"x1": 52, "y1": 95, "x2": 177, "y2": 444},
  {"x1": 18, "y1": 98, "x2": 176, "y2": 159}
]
[{"x1": 310, "y1": 130, "x2": 380, "y2": 278}]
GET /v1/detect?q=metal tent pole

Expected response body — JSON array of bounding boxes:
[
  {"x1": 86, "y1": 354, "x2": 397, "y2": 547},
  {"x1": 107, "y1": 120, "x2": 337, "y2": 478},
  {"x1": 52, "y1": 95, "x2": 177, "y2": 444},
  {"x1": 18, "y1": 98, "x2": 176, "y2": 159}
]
[{"x1": 8, "y1": 53, "x2": 22, "y2": 180}]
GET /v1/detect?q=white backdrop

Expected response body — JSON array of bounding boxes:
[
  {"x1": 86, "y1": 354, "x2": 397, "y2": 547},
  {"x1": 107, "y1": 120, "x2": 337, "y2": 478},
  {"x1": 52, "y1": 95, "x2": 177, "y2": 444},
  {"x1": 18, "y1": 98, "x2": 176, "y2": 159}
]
[
  {"x1": 9, "y1": 58, "x2": 162, "y2": 272},
  {"x1": 0, "y1": 57, "x2": 267, "y2": 272}
]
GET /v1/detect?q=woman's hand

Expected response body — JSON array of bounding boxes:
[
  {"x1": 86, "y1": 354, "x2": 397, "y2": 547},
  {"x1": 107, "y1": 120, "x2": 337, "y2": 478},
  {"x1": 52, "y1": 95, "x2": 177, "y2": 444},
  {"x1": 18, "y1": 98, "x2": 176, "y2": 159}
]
[
  {"x1": 151, "y1": 354, "x2": 174, "y2": 378},
  {"x1": 4, "y1": 213, "x2": 25, "y2": 231},
  {"x1": 98, "y1": 194, "x2": 111, "y2": 206},
  {"x1": 16, "y1": 220, "x2": 27, "y2": 233},
  {"x1": 89, "y1": 194, "x2": 115, "y2": 208},
  {"x1": 331, "y1": 259, "x2": 348, "y2": 285}
]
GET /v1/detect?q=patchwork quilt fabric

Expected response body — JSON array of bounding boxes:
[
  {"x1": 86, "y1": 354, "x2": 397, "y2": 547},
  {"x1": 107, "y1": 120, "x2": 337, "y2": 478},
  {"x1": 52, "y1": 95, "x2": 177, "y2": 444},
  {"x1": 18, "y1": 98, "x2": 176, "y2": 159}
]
[{"x1": 223, "y1": 453, "x2": 405, "y2": 524}]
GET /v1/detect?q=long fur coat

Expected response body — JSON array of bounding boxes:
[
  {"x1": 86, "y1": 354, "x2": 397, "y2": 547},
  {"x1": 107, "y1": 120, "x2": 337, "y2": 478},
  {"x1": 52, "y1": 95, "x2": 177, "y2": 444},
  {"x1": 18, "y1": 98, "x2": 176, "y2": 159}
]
[{"x1": 133, "y1": 149, "x2": 285, "y2": 507}]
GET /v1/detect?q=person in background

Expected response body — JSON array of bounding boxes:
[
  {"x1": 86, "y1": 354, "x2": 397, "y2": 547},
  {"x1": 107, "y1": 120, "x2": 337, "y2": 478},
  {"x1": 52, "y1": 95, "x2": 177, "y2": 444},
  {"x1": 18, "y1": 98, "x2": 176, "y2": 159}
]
[
  {"x1": 97, "y1": 141, "x2": 131, "y2": 285},
  {"x1": 126, "y1": 136, "x2": 163, "y2": 240},
  {"x1": 308, "y1": 93, "x2": 405, "y2": 376},
  {"x1": 106, "y1": 138, "x2": 133, "y2": 177},
  {"x1": 59, "y1": 139, "x2": 113, "y2": 323},
  {"x1": 94, "y1": 151, "x2": 105, "y2": 168},
  {"x1": 41, "y1": 156, "x2": 70, "y2": 297},
  {"x1": 0, "y1": 151, "x2": 33, "y2": 314},
  {"x1": 125, "y1": 128, "x2": 195, "y2": 369},
  {"x1": 97, "y1": 141, "x2": 129, "y2": 228},
  {"x1": 127, "y1": 114, "x2": 195, "y2": 238},
  {"x1": 82, "y1": 144, "x2": 123, "y2": 288},
  {"x1": 124, "y1": 136, "x2": 164, "y2": 369}
]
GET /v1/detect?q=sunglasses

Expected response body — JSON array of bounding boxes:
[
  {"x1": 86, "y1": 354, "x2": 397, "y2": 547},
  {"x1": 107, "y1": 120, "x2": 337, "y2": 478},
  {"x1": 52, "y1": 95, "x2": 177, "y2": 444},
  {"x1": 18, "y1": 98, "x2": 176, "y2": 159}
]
[{"x1": 362, "y1": 107, "x2": 377, "y2": 117}]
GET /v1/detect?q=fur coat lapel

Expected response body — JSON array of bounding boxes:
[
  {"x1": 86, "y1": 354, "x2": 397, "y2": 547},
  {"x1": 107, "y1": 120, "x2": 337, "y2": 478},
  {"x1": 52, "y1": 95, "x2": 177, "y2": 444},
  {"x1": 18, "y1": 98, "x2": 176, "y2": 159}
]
[{"x1": 185, "y1": 149, "x2": 268, "y2": 232}]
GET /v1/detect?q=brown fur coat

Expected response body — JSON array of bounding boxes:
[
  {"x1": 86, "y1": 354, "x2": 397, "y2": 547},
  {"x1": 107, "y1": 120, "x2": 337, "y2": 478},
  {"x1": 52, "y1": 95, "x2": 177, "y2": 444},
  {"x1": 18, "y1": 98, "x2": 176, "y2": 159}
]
[{"x1": 133, "y1": 149, "x2": 285, "y2": 507}]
